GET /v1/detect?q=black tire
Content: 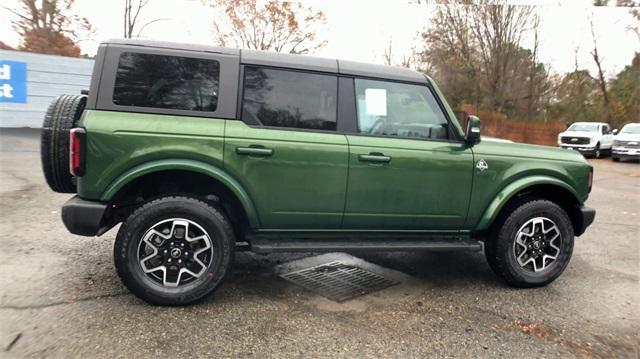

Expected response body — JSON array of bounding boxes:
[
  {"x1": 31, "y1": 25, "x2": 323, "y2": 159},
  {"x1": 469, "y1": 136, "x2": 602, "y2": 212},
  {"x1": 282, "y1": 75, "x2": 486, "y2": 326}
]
[
  {"x1": 612, "y1": 156, "x2": 620, "y2": 162},
  {"x1": 114, "y1": 196, "x2": 234, "y2": 306},
  {"x1": 485, "y1": 199, "x2": 574, "y2": 288},
  {"x1": 40, "y1": 94, "x2": 87, "y2": 193},
  {"x1": 593, "y1": 143, "x2": 601, "y2": 158}
]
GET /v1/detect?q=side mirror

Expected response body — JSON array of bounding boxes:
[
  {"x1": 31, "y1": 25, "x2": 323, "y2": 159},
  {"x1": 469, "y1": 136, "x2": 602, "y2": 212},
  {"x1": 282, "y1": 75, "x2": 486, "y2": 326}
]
[
  {"x1": 612, "y1": 129, "x2": 618, "y2": 135},
  {"x1": 465, "y1": 115, "x2": 481, "y2": 145}
]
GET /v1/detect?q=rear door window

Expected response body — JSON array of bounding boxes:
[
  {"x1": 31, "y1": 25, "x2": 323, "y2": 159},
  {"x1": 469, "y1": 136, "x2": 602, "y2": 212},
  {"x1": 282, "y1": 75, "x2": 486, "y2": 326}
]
[
  {"x1": 242, "y1": 67, "x2": 337, "y2": 131},
  {"x1": 113, "y1": 52, "x2": 220, "y2": 111}
]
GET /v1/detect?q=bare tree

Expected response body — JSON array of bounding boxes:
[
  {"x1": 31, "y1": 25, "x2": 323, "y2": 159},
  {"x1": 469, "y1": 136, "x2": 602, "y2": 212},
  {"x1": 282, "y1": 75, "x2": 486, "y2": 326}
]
[
  {"x1": 590, "y1": 18, "x2": 612, "y2": 121},
  {"x1": 618, "y1": 0, "x2": 640, "y2": 41},
  {"x1": 417, "y1": 0, "x2": 541, "y2": 117},
  {"x1": 123, "y1": 0, "x2": 166, "y2": 39},
  {"x1": 527, "y1": 14, "x2": 541, "y2": 119},
  {"x1": 2, "y1": 0, "x2": 92, "y2": 56},
  {"x1": 383, "y1": 39, "x2": 393, "y2": 66},
  {"x1": 206, "y1": 0, "x2": 327, "y2": 54},
  {"x1": 470, "y1": 3, "x2": 535, "y2": 112}
]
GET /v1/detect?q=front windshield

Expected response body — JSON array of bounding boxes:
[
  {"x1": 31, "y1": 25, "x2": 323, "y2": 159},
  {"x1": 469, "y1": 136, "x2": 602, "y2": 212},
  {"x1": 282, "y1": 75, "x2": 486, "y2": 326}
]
[
  {"x1": 567, "y1": 123, "x2": 599, "y2": 132},
  {"x1": 620, "y1": 124, "x2": 640, "y2": 134}
]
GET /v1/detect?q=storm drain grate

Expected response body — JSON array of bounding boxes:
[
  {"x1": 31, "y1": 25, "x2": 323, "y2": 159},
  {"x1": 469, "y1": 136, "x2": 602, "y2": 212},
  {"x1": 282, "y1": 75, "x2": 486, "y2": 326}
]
[{"x1": 280, "y1": 261, "x2": 399, "y2": 302}]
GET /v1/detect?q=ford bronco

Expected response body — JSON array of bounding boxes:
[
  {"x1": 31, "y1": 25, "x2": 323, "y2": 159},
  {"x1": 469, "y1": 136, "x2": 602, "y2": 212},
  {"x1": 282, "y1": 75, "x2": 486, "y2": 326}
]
[{"x1": 41, "y1": 39, "x2": 595, "y2": 305}]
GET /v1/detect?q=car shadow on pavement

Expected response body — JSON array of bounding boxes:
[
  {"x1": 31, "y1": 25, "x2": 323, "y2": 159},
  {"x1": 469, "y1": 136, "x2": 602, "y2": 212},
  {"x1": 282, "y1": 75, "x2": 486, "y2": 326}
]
[{"x1": 223, "y1": 250, "x2": 502, "y2": 300}]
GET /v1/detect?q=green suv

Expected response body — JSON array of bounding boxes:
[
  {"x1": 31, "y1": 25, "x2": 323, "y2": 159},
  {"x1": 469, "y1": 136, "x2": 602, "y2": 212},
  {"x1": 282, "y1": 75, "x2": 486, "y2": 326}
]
[{"x1": 41, "y1": 40, "x2": 595, "y2": 305}]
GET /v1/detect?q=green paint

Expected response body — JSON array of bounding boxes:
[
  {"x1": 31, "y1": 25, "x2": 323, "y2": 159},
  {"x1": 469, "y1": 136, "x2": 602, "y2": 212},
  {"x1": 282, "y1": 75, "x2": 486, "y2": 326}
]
[{"x1": 77, "y1": 106, "x2": 591, "y2": 235}]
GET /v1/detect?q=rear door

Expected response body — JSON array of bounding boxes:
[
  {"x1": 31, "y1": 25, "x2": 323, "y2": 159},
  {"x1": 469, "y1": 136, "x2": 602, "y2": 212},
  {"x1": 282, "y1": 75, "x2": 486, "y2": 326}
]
[
  {"x1": 224, "y1": 66, "x2": 348, "y2": 229},
  {"x1": 342, "y1": 78, "x2": 474, "y2": 230}
]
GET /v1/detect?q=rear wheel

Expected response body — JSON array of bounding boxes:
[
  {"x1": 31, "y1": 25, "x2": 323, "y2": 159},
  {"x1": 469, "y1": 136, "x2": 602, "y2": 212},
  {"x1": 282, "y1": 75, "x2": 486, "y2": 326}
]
[
  {"x1": 612, "y1": 156, "x2": 620, "y2": 162},
  {"x1": 40, "y1": 94, "x2": 87, "y2": 193},
  {"x1": 485, "y1": 199, "x2": 574, "y2": 287},
  {"x1": 114, "y1": 196, "x2": 234, "y2": 305}
]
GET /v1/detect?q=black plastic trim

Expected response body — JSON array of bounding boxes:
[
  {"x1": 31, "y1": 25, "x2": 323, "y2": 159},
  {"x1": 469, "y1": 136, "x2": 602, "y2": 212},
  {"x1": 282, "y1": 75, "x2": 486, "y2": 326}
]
[
  {"x1": 337, "y1": 76, "x2": 358, "y2": 133},
  {"x1": 61, "y1": 196, "x2": 108, "y2": 236},
  {"x1": 575, "y1": 205, "x2": 596, "y2": 236},
  {"x1": 251, "y1": 239, "x2": 482, "y2": 253}
]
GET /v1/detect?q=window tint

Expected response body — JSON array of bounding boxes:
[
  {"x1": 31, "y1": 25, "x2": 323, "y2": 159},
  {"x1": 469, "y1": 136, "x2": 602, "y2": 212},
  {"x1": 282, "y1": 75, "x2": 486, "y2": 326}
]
[
  {"x1": 242, "y1": 67, "x2": 337, "y2": 131},
  {"x1": 113, "y1": 52, "x2": 219, "y2": 111},
  {"x1": 355, "y1": 79, "x2": 449, "y2": 140}
]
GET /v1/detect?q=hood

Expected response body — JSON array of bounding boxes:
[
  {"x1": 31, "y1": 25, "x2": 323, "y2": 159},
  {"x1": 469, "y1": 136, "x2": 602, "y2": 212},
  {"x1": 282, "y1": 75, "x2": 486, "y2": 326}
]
[
  {"x1": 558, "y1": 131, "x2": 598, "y2": 138},
  {"x1": 614, "y1": 133, "x2": 640, "y2": 142},
  {"x1": 474, "y1": 137, "x2": 587, "y2": 164},
  {"x1": 482, "y1": 136, "x2": 514, "y2": 143}
]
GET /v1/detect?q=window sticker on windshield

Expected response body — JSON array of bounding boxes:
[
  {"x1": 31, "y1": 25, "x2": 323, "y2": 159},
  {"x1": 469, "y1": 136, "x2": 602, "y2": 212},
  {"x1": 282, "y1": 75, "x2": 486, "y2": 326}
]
[{"x1": 365, "y1": 88, "x2": 387, "y2": 116}]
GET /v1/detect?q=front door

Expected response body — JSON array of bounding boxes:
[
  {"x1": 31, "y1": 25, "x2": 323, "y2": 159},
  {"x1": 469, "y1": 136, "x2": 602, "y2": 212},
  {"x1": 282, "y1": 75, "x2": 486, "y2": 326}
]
[
  {"x1": 224, "y1": 66, "x2": 348, "y2": 229},
  {"x1": 343, "y1": 78, "x2": 473, "y2": 230}
]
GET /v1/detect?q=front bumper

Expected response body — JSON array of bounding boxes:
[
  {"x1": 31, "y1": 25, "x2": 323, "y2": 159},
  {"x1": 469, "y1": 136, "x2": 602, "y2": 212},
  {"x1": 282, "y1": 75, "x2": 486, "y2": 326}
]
[
  {"x1": 575, "y1": 206, "x2": 596, "y2": 237},
  {"x1": 61, "y1": 196, "x2": 109, "y2": 236},
  {"x1": 612, "y1": 147, "x2": 640, "y2": 157},
  {"x1": 559, "y1": 144, "x2": 598, "y2": 155}
]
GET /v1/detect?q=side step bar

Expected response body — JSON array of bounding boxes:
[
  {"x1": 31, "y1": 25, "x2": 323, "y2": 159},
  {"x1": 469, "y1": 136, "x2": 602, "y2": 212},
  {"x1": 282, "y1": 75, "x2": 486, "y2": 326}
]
[{"x1": 250, "y1": 239, "x2": 483, "y2": 254}]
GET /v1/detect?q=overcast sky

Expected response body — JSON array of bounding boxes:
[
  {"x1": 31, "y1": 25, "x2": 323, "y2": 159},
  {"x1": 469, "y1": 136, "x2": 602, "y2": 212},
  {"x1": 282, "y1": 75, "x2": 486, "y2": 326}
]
[{"x1": 1, "y1": 0, "x2": 638, "y2": 77}]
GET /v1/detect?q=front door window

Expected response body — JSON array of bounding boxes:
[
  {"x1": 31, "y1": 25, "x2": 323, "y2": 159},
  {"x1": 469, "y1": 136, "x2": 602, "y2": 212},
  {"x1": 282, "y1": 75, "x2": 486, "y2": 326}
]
[{"x1": 354, "y1": 79, "x2": 449, "y2": 140}]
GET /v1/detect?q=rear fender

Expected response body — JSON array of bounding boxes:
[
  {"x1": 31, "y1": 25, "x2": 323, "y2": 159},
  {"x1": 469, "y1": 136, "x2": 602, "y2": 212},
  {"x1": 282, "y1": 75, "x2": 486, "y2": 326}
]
[{"x1": 100, "y1": 159, "x2": 259, "y2": 228}]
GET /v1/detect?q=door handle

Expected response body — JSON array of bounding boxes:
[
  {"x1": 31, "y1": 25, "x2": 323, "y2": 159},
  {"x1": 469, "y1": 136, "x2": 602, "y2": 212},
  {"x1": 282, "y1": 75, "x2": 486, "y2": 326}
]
[
  {"x1": 236, "y1": 146, "x2": 274, "y2": 156},
  {"x1": 358, "y1": 153, "x2": 391, "y2": 163}
]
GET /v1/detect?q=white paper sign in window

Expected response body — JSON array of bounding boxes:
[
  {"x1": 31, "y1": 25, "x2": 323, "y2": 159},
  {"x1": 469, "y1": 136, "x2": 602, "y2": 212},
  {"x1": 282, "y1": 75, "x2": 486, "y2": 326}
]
[{"x1": 365, "y1": 88, "x2": 387, "y2": 116}]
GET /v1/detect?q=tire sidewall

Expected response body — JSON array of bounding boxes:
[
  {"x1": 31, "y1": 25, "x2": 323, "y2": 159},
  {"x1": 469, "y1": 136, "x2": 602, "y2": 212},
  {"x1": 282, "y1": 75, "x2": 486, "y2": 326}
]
[
  {"x1": 496, "y1": 201, "x2": 574, "y2": 286},
  {"x1": 40, "y1": 94, "x2": 86, "y2": 193},
  {"x1": 115, "y1": 197, "x2": 233, "y2": 305}
]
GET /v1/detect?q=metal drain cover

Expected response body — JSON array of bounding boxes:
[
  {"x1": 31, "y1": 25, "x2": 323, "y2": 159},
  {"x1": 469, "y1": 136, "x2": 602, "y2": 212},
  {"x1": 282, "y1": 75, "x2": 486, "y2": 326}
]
[{"x1": 279, "y1": 257, "x2": 400, "y2": 302}]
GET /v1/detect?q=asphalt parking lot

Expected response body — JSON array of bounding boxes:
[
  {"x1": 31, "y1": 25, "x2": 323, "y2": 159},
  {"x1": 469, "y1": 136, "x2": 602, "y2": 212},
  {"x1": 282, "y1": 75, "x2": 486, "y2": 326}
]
[{"x1": 0, "y1": 128, "x2": 638, "y2": 358}]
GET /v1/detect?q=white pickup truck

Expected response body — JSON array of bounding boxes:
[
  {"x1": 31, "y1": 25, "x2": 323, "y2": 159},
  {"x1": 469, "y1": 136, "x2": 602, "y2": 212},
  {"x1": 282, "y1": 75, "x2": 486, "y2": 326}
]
[
  {"x1": 557, "y1": 122, "x2": 614, "y2": 158},
  {"x1": 612, "y1": 123, "x2": 640, "y2": 162}
]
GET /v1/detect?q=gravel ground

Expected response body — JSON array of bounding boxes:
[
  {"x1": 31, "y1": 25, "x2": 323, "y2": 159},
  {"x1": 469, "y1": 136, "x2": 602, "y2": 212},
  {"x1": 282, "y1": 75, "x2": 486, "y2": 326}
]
[{"x1": 0, "y1": 128, "x2": 638, "y2": 358}]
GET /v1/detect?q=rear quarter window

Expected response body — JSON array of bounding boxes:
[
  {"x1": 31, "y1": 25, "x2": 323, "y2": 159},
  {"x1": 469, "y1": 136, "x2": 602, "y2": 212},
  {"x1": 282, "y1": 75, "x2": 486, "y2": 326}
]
[{"x1": 113, "y1": 52, "x2": 220, "y2": 111}]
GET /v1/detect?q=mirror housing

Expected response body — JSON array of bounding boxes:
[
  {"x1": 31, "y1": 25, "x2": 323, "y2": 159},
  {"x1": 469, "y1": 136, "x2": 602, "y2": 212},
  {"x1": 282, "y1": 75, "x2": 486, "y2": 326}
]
[
  {"x1": 465, "y1": 115, "x2": 481, "y2": 145},
  {"x1": 612, "y1": 129, "x2": 618, "y2": 135}
]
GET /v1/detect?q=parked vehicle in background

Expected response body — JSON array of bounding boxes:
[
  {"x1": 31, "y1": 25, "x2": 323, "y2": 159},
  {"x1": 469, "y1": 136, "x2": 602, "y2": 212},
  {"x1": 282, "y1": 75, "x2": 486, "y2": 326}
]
[
  {"x1": 557, "y1": 122, "x2": 614, "y2": 158},
  {"x1": 612, "y1": 123, "x2": 640, "y2": 162},
  {"x1": 40, "y1": 39, "x2": 595, "y2": 305}
]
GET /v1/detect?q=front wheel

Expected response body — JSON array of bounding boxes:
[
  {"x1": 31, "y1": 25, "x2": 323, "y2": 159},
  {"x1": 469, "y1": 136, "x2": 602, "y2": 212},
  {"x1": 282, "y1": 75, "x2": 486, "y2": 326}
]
[
  {"x1": 114, "y1": 196, "x2": 234, "y2": 305},
  {"x1": 485, "y1": 199, "x2": 574, "y2": 287},
  {"x1": 594, "y1": 143, "x2": 601, "y2": 158}
]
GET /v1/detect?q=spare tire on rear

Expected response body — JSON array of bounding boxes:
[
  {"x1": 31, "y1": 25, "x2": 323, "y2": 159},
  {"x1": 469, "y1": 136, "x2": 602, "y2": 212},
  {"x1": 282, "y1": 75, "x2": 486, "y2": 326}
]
[{"x1": 41, "y1": 94, "x2": 87, "y2": 193}]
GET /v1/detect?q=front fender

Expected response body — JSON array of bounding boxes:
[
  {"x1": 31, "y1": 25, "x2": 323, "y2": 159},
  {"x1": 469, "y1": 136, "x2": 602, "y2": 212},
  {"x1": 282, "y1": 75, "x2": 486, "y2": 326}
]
[
  {"x1": 100, "y1": 159, "x2": 259, "y2": 228},
  {"x1": 475, "y1": 175, "x2": 581, "y2": 231}
]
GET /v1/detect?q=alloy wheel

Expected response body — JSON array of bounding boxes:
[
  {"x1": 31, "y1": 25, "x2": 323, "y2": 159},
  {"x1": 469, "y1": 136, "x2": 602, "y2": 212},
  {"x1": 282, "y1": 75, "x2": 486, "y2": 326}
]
[
  {"x1": 137, "y1": 218, "x2": 214, "y2": 287},
  {"x1": 512, "y1": 217, "x2": 562, "y2": 273}
]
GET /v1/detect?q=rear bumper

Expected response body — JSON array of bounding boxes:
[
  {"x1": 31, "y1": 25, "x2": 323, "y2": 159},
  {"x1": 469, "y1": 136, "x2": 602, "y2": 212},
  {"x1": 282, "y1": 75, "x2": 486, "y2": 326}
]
[
  {"x1": 61, "y1": 196, "x2": 109, "y2": 236},
  {"x1": 575, "y1": 206, "x2": 596, "y2": 237}
]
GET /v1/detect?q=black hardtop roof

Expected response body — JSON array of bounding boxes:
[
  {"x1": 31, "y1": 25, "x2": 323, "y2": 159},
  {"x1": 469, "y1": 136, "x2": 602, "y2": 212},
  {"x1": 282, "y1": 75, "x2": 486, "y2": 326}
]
[{"x1": 102, "y1": 39, "x2": 428, "y2": 84}]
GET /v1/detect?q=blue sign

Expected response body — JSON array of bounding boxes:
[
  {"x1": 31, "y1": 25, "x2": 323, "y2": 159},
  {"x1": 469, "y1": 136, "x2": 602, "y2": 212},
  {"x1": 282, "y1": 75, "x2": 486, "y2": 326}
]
[{"x1": 0, "y1": 60, "x2": 27, "y2": 103}]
